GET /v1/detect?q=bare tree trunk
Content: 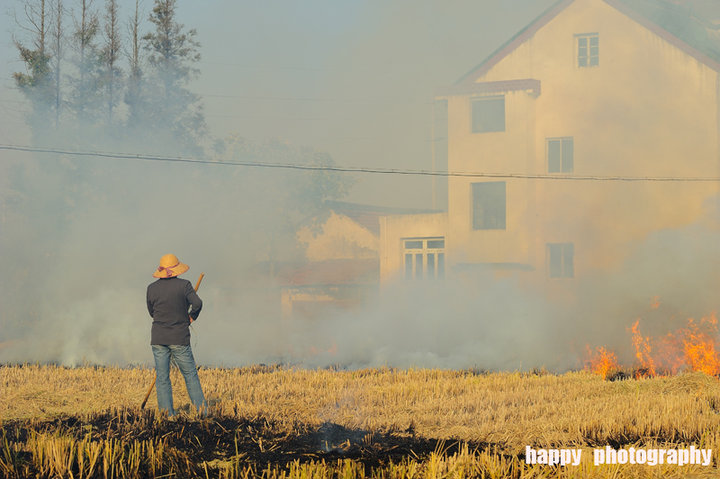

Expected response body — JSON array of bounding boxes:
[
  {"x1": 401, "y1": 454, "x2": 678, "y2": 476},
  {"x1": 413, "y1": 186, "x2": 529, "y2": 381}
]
[
  {"x1": 51, "y1": 0, "x2": 63, "y2": 129},
  {"x1": 129, "y1": 0, "x2": 140, "y2": 80},
  {"x1": 14, "y1": 0, "x2": 48, "y2": 56},
  {"x1": 19, "y1": 0, "x2": 48, "y2": 54},
  {"x1": 78, "y1": 0, "x2": 93, "y2": 89},
  {"x1": 38, "y1": 0, "x2": 47, "y2": 54},
  {"x1": 124, "y1": 0, "x2": 142, "y2": 128},
  {"x1": 103, "y1": 0, "x2": 120, "y2": 124},
  {"x1": 71, "y1": 0, "x2": 98, "y2": 122}
]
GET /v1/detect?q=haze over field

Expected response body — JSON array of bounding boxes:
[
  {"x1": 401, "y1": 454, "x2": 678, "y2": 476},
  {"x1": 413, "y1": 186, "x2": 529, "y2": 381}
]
[{"x1": 0, "y1": 0, "x2": 719, "y2": 370}]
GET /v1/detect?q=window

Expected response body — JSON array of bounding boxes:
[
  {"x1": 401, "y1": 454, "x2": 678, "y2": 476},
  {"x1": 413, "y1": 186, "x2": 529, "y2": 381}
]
[
  {"x1": 576, "y1": 33, "x2": 599, "y2": 67},
  {"x1": 547, "y1": 243, "x2": 574, "y2": 278},
  {"x1": 547, "y1": 137, "x2": 573, "y2": 173},
  {"x1": 472, "y1": 182, "x2": 506, "y2": 230},
  {"x1": 471, "y1": 96, "x2": 505, "y2": 133},
  {"x1": 404, "y1": 238, "x2": 445, "y2": 280}
]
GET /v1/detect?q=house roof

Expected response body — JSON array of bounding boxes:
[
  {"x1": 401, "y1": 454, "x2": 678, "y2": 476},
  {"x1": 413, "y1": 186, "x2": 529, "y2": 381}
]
[
  {"x1": 457, "y1": 0, "x2": 720, "y2": 87},
  {"x1": 608, "y1": 0, "x2": 720, "y2": 69},
  {"x1": 437, "y1": 78, "x2": 541, "y2": 98},
  {"x1": 275, "y1": 258, "x2": 379, "y2": 287},
  {"x1": 324, "y1": 200, "x2": 439, "y2": 235}
]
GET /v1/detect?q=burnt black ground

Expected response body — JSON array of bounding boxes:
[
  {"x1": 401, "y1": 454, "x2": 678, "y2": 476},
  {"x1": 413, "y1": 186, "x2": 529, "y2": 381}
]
[
  {"x1": 3, "y1": 406, "x2": 700, "y2": 476},
  {"x1": 2, "y1": 408, "x2": 493, "y2": 472}
]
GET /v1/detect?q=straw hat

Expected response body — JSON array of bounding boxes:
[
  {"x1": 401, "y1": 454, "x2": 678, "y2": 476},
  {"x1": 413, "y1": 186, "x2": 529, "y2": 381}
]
[{"x1": 152, "y1": 253, "x2": 189, "y2": 278}]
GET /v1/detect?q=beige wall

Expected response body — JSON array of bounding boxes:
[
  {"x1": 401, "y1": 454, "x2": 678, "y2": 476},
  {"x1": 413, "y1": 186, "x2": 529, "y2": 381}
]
[
  {"x1": 379, "y1": 213, "x2": 447, "y2": 282},
  {"x1": 446, "y1": 88, "x2": 539, "y2": 267}
]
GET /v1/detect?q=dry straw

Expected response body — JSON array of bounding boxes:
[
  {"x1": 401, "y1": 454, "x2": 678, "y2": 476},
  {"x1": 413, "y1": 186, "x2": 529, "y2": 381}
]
[{"x1": 2, "y1": 365, "x2": 720, "y2": 478}]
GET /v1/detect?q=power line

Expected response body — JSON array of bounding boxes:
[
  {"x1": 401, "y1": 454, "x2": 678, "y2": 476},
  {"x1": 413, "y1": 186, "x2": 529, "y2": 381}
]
[
  {"x1": 1, "y1": 143, "x2": 719, "y2": 182},
  {"x1": 197, "y1": 60, "x2": 339, "y2": 72},
  {"x1": 199, "y1": 93, "x2": 431, "y2": 105}
]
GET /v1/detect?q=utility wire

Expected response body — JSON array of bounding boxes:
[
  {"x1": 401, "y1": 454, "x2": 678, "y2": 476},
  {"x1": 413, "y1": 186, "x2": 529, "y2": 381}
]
[{"x1": 1, "y1": 143, "x2": 720, "y2": 182}]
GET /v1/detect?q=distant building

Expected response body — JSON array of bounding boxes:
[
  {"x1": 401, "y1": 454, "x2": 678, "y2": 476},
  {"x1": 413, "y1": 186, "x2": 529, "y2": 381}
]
[
  {"x1": 380, "y1": 0, "x2": 720, "y2": 296},
  {"x1": 278, "y1": 201, "x2": 435, "y2": 319}
]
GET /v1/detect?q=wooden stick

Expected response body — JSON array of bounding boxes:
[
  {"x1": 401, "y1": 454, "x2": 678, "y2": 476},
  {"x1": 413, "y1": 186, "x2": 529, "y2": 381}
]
[{"x1": 141, "y1": 273, "x2": 205, "y2": 409}]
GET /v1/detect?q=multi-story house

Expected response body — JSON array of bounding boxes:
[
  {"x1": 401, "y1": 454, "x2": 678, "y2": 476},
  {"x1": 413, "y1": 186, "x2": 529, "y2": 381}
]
[{"x1": 380, "y1": 0, "x2": 720, "y2": 298}]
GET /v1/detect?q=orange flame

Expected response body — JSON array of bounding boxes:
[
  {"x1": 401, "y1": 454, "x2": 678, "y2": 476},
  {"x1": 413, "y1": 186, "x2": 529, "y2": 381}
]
[
  {"x1": 681, "y1": 314, "x2": 720, "y2": 376},
  {"x1": 654, "y1": 331, "x2": 685, "y2": 375},
  {"x1": 584, "y1": 346, "x2": 619, "y2": 379},
  {"x1": 590, "y1": 311, "x2": 720, "y2": 379},
  {"x1": 629, "y1": 320, "x2": 656, "y2": 377}
]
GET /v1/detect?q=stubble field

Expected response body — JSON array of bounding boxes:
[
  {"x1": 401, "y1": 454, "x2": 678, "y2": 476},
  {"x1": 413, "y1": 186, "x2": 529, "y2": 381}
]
[{"x1": 2, "y1": 364, "x2": 720, "y2": 478}]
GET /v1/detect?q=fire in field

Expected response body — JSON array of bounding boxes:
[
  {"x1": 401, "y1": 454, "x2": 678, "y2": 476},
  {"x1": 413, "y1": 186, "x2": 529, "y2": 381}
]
[
  {"x1": 3, "y1": 0, "x2": 720, "y2": 477},
  {"x1": 3, "y1": 364, "x2": 720, "y2": 478},
  {"x1": 585, "y1": 311, "x2": 720, "y2": 380}
]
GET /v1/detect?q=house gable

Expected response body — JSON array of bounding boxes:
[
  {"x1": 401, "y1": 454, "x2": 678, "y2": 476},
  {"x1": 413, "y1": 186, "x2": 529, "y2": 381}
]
[
  {"x1": 442, "y1": 0, "x2": 719, "y2": 179},
  {"x1": 604, "y1": 0, "x2": 720, "y2": 71},
  {"x1": 458, "y1": 0, "x2": 720, "y2": 88},
  {"x1": 456, "y1": 0, "x2": 573, "y2": 85}
]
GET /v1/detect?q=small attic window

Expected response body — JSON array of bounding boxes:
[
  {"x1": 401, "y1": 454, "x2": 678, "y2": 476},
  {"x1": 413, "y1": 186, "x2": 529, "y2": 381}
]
[
  {"x1": 576, "y1": 33, "x2": 599, "y2": 67},
  {"x1": 471, "y1": 95, "x2": 505, "y2": 133}
]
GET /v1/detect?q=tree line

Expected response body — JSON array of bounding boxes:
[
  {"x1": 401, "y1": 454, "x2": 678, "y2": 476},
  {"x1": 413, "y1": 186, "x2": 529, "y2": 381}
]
[
  {"x1": 7, "y1": 0, "x2": 353, "y2": 268},
  {"x1": 12, "y1": 0, "x2": 205, "y2": 154}
]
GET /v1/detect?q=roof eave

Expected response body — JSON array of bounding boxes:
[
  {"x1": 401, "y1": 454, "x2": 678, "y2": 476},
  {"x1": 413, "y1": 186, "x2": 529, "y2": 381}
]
[{"x1": 437, "y1": 78, "x2": 541, "y2": 98}]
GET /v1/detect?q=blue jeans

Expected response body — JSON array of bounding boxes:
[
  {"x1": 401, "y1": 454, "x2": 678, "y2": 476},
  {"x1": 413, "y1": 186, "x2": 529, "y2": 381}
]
[{"x1": 152, "y1": 344, "x2": 207, "y2": 416}]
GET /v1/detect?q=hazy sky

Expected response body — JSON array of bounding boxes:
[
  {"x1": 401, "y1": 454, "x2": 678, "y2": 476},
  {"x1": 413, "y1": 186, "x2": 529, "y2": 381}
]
[{"x1": 0, "y1": 0, "x2": 556, "y2": 208}]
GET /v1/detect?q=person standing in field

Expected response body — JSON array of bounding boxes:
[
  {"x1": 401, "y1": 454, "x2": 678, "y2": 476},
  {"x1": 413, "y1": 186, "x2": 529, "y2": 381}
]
[{"x1": 147, "y1": 253, "x2": 207, "y2": 416}]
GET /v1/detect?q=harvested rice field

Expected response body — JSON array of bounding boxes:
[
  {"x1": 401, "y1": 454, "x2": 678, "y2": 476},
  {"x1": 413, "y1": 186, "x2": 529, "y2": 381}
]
[{"x1": 2, "y1": 364, "x2": 720, "y2": 478}]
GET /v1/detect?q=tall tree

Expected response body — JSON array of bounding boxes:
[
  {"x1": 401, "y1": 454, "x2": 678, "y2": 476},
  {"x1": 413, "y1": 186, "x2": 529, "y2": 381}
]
[
  {"x1": 100, "y1": 0, "x2": 121, "y2": 125},
  {"x1": 69, "y1": 0, "x2": 101, "y2": 125},
  {"x1": 124, "y1": 0, "x2": 144, "y2": 131},
  {"x1": 49, "y1": 0, "x2": 64, "y2": 129},
  {"x1": 141, "y1": 0, "x2": 206, "y2": 153},
  {"x1": 13, "y1": 0, "x2": 54, "y2": 141}
]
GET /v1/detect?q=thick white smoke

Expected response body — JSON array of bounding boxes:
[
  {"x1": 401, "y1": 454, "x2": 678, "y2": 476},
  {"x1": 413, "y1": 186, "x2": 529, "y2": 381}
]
[{"x1": 2, "y1": 0, "x2": 719, "y2": 370}]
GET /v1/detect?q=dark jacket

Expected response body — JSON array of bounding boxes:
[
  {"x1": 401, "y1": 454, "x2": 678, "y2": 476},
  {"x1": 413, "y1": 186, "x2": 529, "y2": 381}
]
[{"x1": 147, "y1": 277, "x2": 203, "y2": 345}]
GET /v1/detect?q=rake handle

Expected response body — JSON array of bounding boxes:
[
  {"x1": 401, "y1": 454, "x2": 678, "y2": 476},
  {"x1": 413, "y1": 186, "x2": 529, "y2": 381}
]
[{"x1": 141, "y1": 272, "x2": 204, "y2": 409}]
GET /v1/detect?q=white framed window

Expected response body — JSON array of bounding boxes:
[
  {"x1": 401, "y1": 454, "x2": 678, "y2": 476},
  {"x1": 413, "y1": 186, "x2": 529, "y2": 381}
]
[
  {"x1": 471, "y1": 95, "x2": 505, "y2": 133},
  {"x1": 576, "y1": 33, "x2": 599, "y2": 67},
  {"x1": 547, "y1": 137, "x2": 573, "y2": 173},
  {"x1": 472, "y1": 182, "x2": 506, "y2": 230},
  {"x1": 404, "y1": 237, "x2": 445, "y2": 280},
  {"x1": 547, "y1": 243, "x2": 574, "y2": 278}
]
